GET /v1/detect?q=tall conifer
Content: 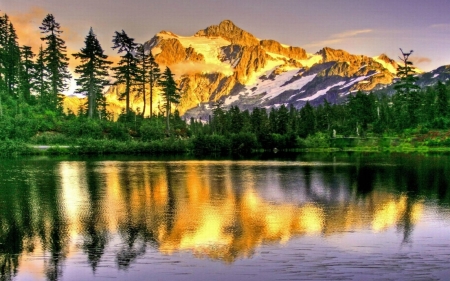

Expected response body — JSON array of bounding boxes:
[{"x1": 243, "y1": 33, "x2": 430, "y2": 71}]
[
  {"x1": 111, "y1": 30, "x2": 138, "y2": 117},
  {"x1": 39, "y1": 14, "x2": 71, "y2": 113},
  {"x1": 159, "y1": 67, "x2": 180, "y2": 135},
  {"x1": 33, "y1": 45, "x2": 50, "y2": 102},
  {"x1": 73, "y1": 28, "x2": 112, "y2": 118},
  {"x1": 19, "y1": 45, "x2": 35, "y2": 103}
]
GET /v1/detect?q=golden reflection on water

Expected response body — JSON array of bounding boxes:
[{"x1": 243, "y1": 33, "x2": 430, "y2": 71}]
[{"x1": 19, "y1": 161, "x2": 424, "y2": 267}]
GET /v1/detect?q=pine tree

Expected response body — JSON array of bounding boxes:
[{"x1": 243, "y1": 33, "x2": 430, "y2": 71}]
[
  {"x1": 134, "y1": 44, "x2": 150, "y2": 117},
  {"x1": 33, "y1": 45, "x2": 50, "y2": 102},
  {"x1": 159, "y1": 67, "x2": 180, "y2": 136},
  {"x1": 0, "y1": 14, "x2": 8, "y2": 117},
  {"x1": 148, "y1": 50, "x2": 160, "y2": 118},
  {"x1": 436, "y1": 81, "x2": 448, "y2": 118},
  {"x1": 19, "y1": 45, "x2": 35, "y2": 103},
  {"x1": 72, "y1": 28, "x2": 112, "y2": 118},
  {"x1": 6, "y1": 21, "x2": 20, "y2": 98},
  {"x1": 393, "y1": 48, "x2": 420, "y2": 128},
  {"x1": 299, "y1": 102, "x2": 315, "y2": 138},
  {"x1": 111, "y1": 30, "x2": 138, "y2": 117},
  {"x1": 39, "y1": 14, "x2": 72, "y2": 113}
]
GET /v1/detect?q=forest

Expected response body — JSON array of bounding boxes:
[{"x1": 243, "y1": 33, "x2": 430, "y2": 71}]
[{"x1": 1, "y1": 12, "x2": 450, "y2": 156}]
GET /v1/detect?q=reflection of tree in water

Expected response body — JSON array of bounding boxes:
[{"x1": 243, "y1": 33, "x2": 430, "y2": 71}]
[
  {"x1": 80, "y1": 161, "x2": 108, "y2": 272},
  {"x1": 0, "y1": 222, "x2": 21, "y2": 281},
  {"x1": 40, "y1": 170, "x2": 70, "y2": 281},
  {"x1": 114, "y1": 162, "x2": 163, "y2": 269},
  {"x1": 0, "y1": 160, "x2": 70, "y2": 281}
]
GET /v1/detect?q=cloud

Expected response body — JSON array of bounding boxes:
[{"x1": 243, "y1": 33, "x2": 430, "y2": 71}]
[
  {"x1": 333, "y1": 29, "x2": 372, "y2": 38},
  {"x1": 8, "y1": 7, "x2": 47, "y2": 51},
  {"x1": 9, "y1": 7, "x2": 83, "y2": 54},
  {"x1": 409, "y1": 56, "x2": 432, "y2": 65},
  {"x1": 304, "y1": 29, "x2": 373, "y2": 48},
  {"x1": 430, "y1": 23, "x2": 450, "y2": 29}
]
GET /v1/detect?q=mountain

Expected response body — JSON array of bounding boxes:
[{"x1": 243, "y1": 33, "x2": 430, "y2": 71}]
[{"x1": 95, "y1": 20, "x2": 445, "y2": 119}]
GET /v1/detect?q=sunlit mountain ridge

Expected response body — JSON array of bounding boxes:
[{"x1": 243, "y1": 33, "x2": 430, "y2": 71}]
[{"x1": 65, "y1": 20, "x2": 448, "y2": 119}]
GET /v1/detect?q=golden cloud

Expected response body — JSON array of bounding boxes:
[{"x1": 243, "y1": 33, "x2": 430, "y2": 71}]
[
  {"x1": 304, "y1": 29, "x2": 373, "y2": 48},
  {"x1": 409, "y1": 56, "x2": 432, "y2": 65},
  {"x1": 8, "y1": 7, "x2": 47, "y2": 51}
]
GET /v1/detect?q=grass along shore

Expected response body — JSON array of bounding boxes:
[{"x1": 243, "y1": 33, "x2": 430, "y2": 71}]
[{"x1": 3, "y1": 130, "x2": 450, "y2": 157}]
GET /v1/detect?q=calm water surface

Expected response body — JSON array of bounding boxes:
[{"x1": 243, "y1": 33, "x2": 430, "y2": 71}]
[{"x1": 1, "y1": 153, "x2": 450, "y2": 281}]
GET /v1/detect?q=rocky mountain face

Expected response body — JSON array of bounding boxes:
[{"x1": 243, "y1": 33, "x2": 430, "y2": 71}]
[{"x1": 95, "y1": 20, "x2": 443, "y2": 119}]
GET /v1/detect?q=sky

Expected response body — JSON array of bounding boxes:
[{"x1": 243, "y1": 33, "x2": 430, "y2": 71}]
[{"x1": 3, "y1": 0, "x2": 450, "y2": 92}]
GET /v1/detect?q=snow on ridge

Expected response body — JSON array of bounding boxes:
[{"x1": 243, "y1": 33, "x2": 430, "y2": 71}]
[
  {"x1": 246, "y1": 69, "x2": 316, "y2": 101},
  {"x1": 432, "y1": 73, "x2": 439, "y2": 78},
  {"x1": 299, "y1": 81, "x2": 345, "y2": 101},
  {"x1": 339, "y1": 72, "x2": 378, "y2": 89},
  {"x1": 224, "y1": 69, "x2": 316, "y2": 106}
]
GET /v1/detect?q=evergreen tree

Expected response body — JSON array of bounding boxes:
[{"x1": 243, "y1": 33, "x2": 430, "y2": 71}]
[
  {"x1": 148, "y1": 50, "x2": 160, "y2": 118},
  {"x1": 393, "y1": 49, "x2": 420, "y2": 128},
  {"x1": 135, "y1": 44, "x2": 150, "y2": 117},
  {"x1": 4, "y1": 20, "x2": 20, "y2": 98},
  {"x1": 19, "y1": 45, "x2": 35, "y2": 103},
  {"x1": 0, "y1": 14, "x2": 8, "y2": 117},
  {"x1": 436, "y1": 81, "x2": 448, "y2": 118},
  {"x1": 72, "y1": 28, "x2": 112, "y2": 119},
  {"x1": 347, "y1": 91, "x2": 375, "y2": 134},
  {"x1": 159, "y1": 67, "x2": 180, "y2": 136},
  {"x1": 39, "y1": 14, "x2": 72, "y2": 113},
  {"x1": 111, "y1": 30, "x2": 138, "y2": 117},
  {"x1": 33, "y1": 45, "x2": 50, "y2": 102},
  {"x1": 276, "y1": 104, "x2": 290, "y2": 135},
  {"x1": 299, "y1": 102, "x2": 315, "y2": 138}
]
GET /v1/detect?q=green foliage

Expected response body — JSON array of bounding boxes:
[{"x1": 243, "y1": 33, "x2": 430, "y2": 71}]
[
  {"x1": 159, "y1": 67, "x2": 181, "y2": 136},
  {"x1": 230, "y1": 132, "x2": 258, "y2": 154},
  {"x1": 72, "y1": 28, "x2": 112, "y2": 118},
  {"x1": 140, "y1": 118, "x2": 165, "y2": 141},
  {"x1": 304, "y1": 132, "x2": 330, "y2": 148},
  {"x1": 0, "y1": 139, "x2": 34, "y2": 155},
  {"x1": 74, "y1": 138, "x2": 191, "y2": 155},
  {"x1": 0, "y1": 115, "x2": 39, "y2": 141},
  {"x1": 192, "y1": 134, "x2": 231, "y2": 155},
  {"x1": 111, "y1": 30, "x2": 138, "y2": 116},
  {"x1": 63, "y1": 118, "x2": 103, "y2": 139},
  {"x1": 39, "y1": 14, "x2": 71, "y2": 113}
]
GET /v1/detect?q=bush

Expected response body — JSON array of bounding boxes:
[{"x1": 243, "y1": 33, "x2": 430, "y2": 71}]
[
  {"x1": 63, "y1": 118, "x2": 103, "y2": 139},
  {"x1": 431, "y1": 117, "x2": 450, "y2": 130},
  {"x1": 192, "y1": 134, "x2": 231, "y2": 155},
  {"x1": 29, "y1": 131, "x2": 70, "y2": 145},
  {"x1": 230, "y1": 132, "x2": 258, "y2": 154},
  {"x1": 0, "y1": 140, "x2": 35, "y2": 155},
  {"x1": 106, "y1": 122, "x2": 130, "y2": 141},
  {"x1": 304, "y1": 132, "x2": 330, "y2": 148},
  {"x1": 140, "y1": 119, "x2": 165, "y2": 141}
]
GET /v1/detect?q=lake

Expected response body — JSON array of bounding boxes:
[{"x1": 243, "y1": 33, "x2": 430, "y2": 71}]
[{"x1": 1, "y1": 153, "x2": 450, "y2": 281}]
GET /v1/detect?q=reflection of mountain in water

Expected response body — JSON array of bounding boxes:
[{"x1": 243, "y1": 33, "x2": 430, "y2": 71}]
[{"x1": 0, "y1": 154, "x2": 449, "y2": 279}]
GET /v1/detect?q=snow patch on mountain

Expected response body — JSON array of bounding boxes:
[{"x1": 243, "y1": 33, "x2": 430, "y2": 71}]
[
  {"x1": 339, "y1": 73, "x2": 378, "y2": 89},
  {"x1": 300, "y1": 81, "x2": 346, "y2": 101},
  {"x1": 248, "y1": 69, "x2": 316, "y2": 100},
  {"x1": 244, "y1": 59, "x2": 287, "y2": 85}
]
